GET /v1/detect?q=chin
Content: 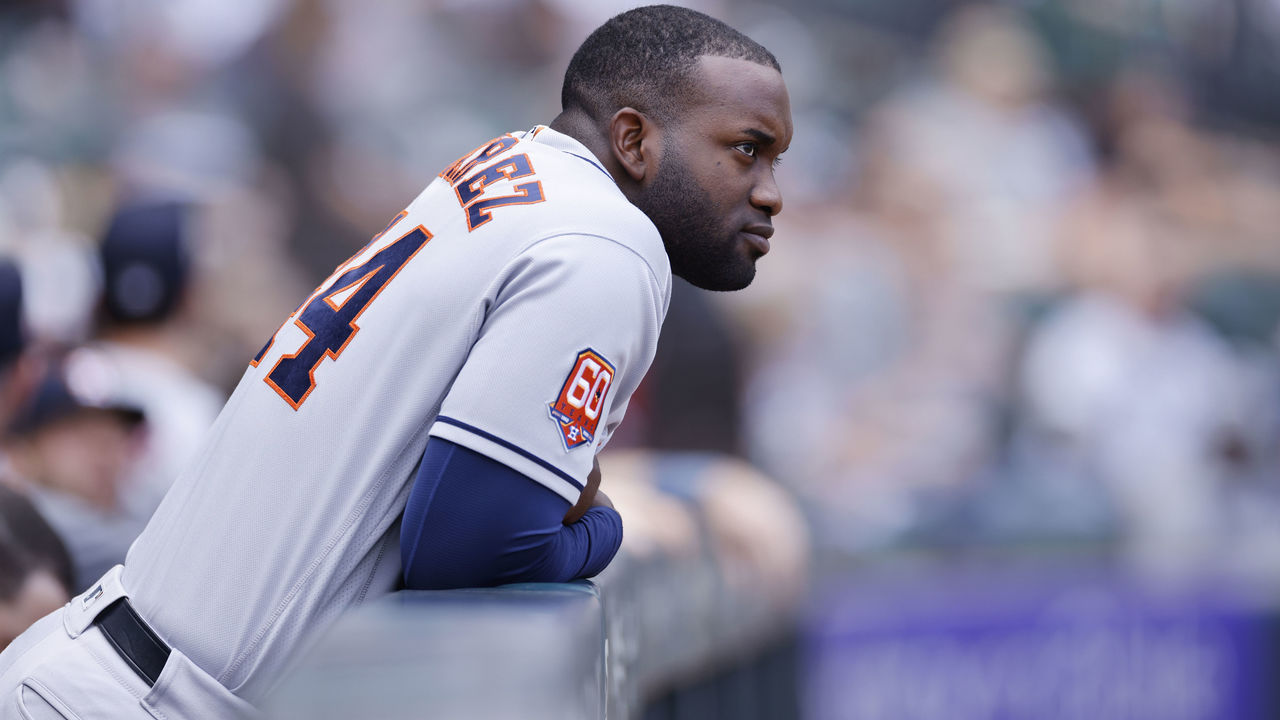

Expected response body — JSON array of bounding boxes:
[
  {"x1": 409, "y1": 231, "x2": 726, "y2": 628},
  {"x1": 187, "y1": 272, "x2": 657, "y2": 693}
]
[
  {"x1": 676, "y1": 259, "x2": 756, "y2": 292},
  {"x1": 663, "y1": 226, "x2": 762, "y2": 291}
]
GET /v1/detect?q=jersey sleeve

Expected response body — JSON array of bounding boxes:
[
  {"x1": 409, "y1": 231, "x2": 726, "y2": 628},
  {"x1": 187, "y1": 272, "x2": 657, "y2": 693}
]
[{"x1": 428, "y1": 233, "x2": 665, "y2": 502}]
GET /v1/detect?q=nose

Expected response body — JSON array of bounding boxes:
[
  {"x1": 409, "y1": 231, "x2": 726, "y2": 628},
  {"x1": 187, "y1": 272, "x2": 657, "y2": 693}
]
[{"x1": 751, "y1": 169, "x2": 783, "y2": 217}]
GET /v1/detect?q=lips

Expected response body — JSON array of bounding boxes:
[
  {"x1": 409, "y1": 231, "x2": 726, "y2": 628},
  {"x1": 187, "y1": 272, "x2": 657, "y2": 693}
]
[{"x1": 741, "y1": 224, "x2": 774, "y2": 256}]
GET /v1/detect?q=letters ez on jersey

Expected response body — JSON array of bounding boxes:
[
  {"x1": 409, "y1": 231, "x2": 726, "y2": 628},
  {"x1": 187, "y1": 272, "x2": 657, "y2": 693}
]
[
  {"x1": 440, "y1": 135, "x2": 547, "y2": 231},
  {"x1": 549, "y1": 349, "x2": 615, "y2": 451}
]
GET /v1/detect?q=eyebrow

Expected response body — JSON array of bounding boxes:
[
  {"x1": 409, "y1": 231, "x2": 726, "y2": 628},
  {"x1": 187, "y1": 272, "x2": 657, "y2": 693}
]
[{"x1": 742, "y1": 128, "x2": 777, "y2": 146}]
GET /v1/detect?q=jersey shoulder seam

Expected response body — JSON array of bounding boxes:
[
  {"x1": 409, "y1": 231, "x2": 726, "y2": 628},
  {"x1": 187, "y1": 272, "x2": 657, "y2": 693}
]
[{"x1": 514, "y1": 230, "x2": 668, "y2": 327}]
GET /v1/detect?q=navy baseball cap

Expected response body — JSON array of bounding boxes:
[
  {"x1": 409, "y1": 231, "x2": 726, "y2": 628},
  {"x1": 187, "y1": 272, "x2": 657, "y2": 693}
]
[
  {"x1": 0, "y1": 259, "x2": 24, "y2": 368},
  {"x1": 5, "y1": 355, "x2": 144, "y2": 437},
  {"x1": 99, "y1": 200, "x2": 191, "y2": 325}
]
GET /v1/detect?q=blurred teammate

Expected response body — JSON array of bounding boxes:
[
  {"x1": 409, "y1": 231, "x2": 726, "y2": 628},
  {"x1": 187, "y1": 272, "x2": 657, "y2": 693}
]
[
  {"x1": 0, "y1": 354, "x2": 147, "y2": 588},
  {"x1": 0, "y1": 486, "x2": 73, "y2": 651},
  {"x1": 0, "y1": 260, "x2": 77, "y2": 649},
  {"x1": 89, "y1": 199, "x2": 226, "y2": 492},
  {"x1": 0, "y1": 5, "x2": 792, "y2": 717},
  {"x1": 0, "y1": 260, "x2": 30, "y2": 437},
  {"x1": 11, "y1": 200, "x2": 230, "y2": 588}
]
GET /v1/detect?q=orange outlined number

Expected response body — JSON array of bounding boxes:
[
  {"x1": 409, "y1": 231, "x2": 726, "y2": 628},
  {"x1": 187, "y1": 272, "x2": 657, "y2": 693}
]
[
  {"x1": 252, "y1": 210, "x2": 408, "y2": 369},
  {"x1": 258, "y1": 222, "x2": 431, "y2": 409},
  {"x1": 442, "y1": 135, "x2": 546, "y2": 231}
]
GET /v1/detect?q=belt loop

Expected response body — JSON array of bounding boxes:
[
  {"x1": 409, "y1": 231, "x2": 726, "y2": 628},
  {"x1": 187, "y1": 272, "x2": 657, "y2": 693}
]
[{"x1": 65, "y1": 565, "x2": 128, "y2": 638}]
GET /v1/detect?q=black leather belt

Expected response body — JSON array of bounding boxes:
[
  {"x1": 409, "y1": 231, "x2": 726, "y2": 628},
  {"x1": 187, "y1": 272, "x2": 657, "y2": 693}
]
[{"x1": 94, "y1": 597, "x2": 171, "y2": 686}]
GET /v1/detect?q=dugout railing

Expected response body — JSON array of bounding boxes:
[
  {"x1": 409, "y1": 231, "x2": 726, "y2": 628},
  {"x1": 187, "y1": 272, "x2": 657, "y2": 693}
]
[{"x1": 264, "y1": 452, "x2": 809, "y2": 720}]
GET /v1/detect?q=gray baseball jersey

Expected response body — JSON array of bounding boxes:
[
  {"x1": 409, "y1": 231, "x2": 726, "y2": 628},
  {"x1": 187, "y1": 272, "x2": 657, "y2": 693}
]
[{"x1": 121, "y1": 126, "x2": 671, "y2": 703}]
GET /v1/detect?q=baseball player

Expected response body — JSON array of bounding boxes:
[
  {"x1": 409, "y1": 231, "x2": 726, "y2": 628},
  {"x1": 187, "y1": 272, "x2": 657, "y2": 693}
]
[{"x1": 0, "y1": 5, "x2": 791, "y2": 717}]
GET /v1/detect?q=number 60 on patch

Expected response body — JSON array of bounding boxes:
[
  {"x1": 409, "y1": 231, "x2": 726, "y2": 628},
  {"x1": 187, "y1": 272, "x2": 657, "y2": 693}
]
[{"x1": 548, "y1": 349, "x2": 615, "y2": 452}]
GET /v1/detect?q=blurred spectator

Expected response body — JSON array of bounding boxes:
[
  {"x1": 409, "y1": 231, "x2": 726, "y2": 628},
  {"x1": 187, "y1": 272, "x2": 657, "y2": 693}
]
[
  {"x1": 0, "y1": 158, "x2": 100, "y2": 346},
  {"x1": 98, "y1": 200, "x2": 191, "y2": 328},
  {"x1": 87, "y1": 198, "x2": 225, "y2": 490},
  {"x1": 0, "y1": 260, "x2": 22, "y2": 369},
  {"x1": 0, "y1": 258, "x2": 33, "y2": 435},
  {"x1": 1019, "y1": 186, "x2": 1280, "y2": 577},
  {"x1": 864, "y1": 3, "x2": 1094, "y2": 295},
  {"x1": 0, "y1": 535, "x2": 68, "y2": 651},
  {"x1": 0, "y1": 483, "x2": 73, "y2": 649},
  {"x1": 732, "y1": 4, "x2": 1100, "y2": 556},
  {"x1": 1099, "y1": 64, "x2": 1280, "y2": 277},
  {"x1": 742, "y1": 175, "x2": 1010, "y2": 553},
  {"x1": 0, "y1": 484, "x2": 73, "y2": 596},
  {"x1": 0, "y1": 257, "x2": 73, "y2": 645},
  {"x1": 0, "y1": 353, "x2": 149, "y2": 588}
]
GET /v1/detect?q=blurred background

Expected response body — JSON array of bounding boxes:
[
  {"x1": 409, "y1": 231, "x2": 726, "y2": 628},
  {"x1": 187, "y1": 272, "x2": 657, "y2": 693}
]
[{"x1": 1, "y1": 0, "x2": 1279, "y2": 717}]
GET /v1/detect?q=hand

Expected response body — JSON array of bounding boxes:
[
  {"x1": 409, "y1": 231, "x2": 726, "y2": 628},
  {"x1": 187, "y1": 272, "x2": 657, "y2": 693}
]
[
  {"x1": 590, "y1": 488, "x2": 614, "y2": 511},
  {"x1": 562, "y1": 456, "x2": 602, "y2": 525}
]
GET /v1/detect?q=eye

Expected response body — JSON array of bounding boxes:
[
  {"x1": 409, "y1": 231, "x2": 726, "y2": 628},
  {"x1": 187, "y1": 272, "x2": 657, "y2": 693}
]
[
  {"x1": 771, "y1": 155, "x2": 784, "y2": 169},
  {"x1": 733, "y1": 142, "x2": 757, "y2": 159}
]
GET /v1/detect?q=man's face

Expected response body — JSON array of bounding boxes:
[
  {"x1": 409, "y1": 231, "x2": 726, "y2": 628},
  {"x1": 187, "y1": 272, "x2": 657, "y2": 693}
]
[
  {"x1": 25, "y1": 411, "x2": 140, "y2": 510},
  {"x1": 639, "y1": 55, "x2": 792, "y2": 291}
]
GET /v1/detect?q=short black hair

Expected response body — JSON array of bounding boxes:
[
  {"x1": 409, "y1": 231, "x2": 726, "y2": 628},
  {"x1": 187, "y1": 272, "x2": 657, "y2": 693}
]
[{"x1": 561, "y1": 5, "x2": 780, "y2": 122}]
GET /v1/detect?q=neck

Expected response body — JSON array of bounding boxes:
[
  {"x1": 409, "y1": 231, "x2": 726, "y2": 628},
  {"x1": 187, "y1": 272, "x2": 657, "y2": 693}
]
[{"x1": 549, "y1": 108, "x2": 628, "y2": 189}]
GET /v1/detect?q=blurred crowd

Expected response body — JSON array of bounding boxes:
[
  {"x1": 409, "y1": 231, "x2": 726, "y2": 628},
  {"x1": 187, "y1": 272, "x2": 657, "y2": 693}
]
[
  {"x1": 732, "y1": 2, "x2": 1280, "y2": 584},
  {"x1": 0, "y1": 0, "x2": 1277, "y2": 667}
]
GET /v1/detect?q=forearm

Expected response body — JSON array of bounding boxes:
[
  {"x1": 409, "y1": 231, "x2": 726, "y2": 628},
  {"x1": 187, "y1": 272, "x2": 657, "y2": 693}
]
[
  {"x1": 527, "y1": 505, "x2": 623, "y2": 582},
  {"x1": 400, "y1": 438, "x2": 622, "y2": 589}
]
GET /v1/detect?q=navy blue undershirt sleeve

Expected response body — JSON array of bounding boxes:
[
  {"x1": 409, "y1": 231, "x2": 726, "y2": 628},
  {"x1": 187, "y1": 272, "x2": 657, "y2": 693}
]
[{"x1": 400, "y1": 437, "x2": 623, "y2": 590}]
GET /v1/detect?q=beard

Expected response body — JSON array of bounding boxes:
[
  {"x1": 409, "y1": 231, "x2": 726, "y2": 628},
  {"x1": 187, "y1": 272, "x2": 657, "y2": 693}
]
[{"x1": 636, "y1": 152, "x2": 758, "y2": 292}]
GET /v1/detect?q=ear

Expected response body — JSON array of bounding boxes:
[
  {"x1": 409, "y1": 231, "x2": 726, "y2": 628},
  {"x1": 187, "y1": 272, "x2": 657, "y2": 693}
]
[{"x1": 608, "y1": 108, "x2": 655, "y2": 183}]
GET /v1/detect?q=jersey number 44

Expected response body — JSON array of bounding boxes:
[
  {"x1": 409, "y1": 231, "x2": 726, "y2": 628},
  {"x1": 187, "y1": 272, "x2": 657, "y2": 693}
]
[{"x1": 251, "y1": 135, "x2": 546, "y2": 409}]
